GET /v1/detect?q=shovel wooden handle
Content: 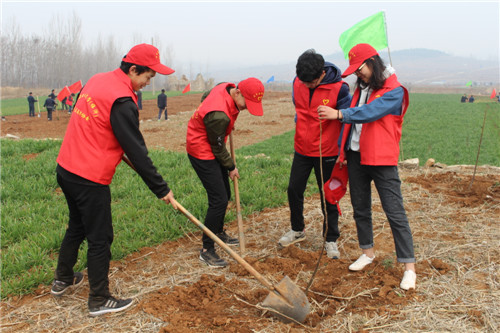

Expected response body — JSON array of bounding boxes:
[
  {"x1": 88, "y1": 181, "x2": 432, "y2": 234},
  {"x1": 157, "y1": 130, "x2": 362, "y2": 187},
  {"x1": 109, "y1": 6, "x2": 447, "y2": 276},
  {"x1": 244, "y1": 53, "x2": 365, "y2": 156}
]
[
  {"x1": 173, "y1": 199, "x2": 276, "y2": 291},
  {"x1": 229, "y1": 133, "x2": 246, "y2": 255}
]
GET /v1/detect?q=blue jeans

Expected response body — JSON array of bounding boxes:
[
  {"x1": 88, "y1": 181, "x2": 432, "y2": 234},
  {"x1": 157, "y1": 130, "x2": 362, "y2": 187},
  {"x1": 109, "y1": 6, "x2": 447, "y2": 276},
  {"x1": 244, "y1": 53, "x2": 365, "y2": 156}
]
[
  {"x1": 346, "y1": 150, "x2": 415, "y2": 263},
  {"x1": 287, "y1": 152, "x2": 340, "y2": 242}
]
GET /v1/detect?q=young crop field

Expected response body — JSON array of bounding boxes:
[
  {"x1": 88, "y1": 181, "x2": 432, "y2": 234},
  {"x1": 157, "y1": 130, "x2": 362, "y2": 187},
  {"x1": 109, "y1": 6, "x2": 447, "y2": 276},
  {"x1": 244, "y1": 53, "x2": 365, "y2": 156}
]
[{"x1": 1, "y1": 92, "x2": 499, "y2": 332}]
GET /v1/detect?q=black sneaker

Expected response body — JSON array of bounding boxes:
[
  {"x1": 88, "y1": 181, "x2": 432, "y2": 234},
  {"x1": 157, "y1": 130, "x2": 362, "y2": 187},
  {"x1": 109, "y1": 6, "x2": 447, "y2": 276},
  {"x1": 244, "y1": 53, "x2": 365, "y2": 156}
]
[
  {"x1": 199, "y1": 248, "x2": 228, "y2": 268},
  {"x1": 216, "y1": 230, "x2": 239, "y2": 246},
  {"x1": 51, "y1": 272, "x2": 84, "y2": 296},
  {"x1": 89, "y1": 297, "x2": 134, "y2": 317}
]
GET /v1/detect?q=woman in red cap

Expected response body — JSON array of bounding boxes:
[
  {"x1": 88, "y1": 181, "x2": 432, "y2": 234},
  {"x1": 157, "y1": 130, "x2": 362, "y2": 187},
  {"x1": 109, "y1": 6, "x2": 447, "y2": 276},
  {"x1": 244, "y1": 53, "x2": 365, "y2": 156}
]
[{"x1": 318, "y1": 43, "x2": 416, "y2": 290}]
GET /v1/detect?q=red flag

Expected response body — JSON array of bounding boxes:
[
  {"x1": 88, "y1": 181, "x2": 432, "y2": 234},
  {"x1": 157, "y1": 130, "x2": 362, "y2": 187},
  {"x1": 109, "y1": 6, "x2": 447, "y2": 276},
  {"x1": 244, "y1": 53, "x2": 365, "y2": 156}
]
[
  {"x1": 182, "y1": 83, "x2": 191, "y2": 94},
  {"x1": 491, "y1": 88, "x2": 497, "y2": 99},
  {"x1": 57, "y1": 86, "x2": 71, "y2": 102},
  {"x1": 68, "y1": 80, "x2": 83, "y2": 94}
]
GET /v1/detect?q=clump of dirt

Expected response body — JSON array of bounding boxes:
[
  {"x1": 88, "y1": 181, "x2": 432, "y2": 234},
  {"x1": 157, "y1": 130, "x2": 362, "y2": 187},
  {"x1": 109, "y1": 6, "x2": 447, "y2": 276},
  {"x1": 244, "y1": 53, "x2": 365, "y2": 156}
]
[{"x1": 405, "y1": 172, "x2": 500, "y2": 207}]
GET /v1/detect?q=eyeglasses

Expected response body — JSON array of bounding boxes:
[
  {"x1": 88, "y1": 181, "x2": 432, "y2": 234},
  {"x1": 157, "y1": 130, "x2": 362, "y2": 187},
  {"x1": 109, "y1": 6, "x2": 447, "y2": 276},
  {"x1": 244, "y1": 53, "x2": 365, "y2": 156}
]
[{"x1": 354, "y1": 62, "x2": 366, "y2": 75}]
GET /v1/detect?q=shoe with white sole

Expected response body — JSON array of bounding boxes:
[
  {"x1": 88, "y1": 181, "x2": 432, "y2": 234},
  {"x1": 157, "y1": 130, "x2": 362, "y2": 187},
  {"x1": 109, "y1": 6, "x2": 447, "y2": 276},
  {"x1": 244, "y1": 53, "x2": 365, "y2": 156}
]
[
  {"x1": 400, "y1": 270, "x2": 416, "y2": 290},
  {"x1": 278, "y1": 230, "x2": 305, "y2": 247},
  {"x1": 349, "y1": 254, "x2": 375, "y2": 271},
  {"x1": 89, "y1": 297, "x2": 133, "y2": 316},
  {"x1": 324, "y1": 241, "x2": 340, "y2": 259}
]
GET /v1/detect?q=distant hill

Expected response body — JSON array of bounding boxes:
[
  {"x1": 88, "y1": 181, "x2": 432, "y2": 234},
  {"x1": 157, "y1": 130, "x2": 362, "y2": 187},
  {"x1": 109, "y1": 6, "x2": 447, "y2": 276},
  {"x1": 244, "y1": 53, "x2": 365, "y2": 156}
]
[{"x1": 205, "y1": 49, "x2": 499, "y2": 88}]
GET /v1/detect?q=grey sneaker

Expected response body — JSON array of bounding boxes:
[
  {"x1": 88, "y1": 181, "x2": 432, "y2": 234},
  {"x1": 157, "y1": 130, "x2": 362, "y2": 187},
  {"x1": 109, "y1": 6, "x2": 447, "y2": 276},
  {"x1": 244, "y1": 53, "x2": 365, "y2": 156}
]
[
  {"x1": 216, "y1": 230, "x2": 239, "y2": 246},
  {"x1": 324, "y1": 241, "x2": 340, "y2": 259},
  {"x1": 89, "y1": 297, "x2": 134, "y2": 316},
  {"x1": 278, "y1": 230, "x2": 306, "y2": 247},
  {"x1": 50, "y1": 272, "x2": 84, "y2": 296},
  {"x1": 199, "y1": 248, "x2": 228, "y2": 268}
]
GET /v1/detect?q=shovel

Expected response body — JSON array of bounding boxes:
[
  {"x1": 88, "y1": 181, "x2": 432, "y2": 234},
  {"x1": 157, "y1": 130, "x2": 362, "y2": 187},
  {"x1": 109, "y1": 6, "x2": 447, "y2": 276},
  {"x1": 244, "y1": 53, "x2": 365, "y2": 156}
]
[
  {"x1": 173, "y1": 199, "x2": 310, "y2": 323},
  {"x1": 229, "y1": 132, "x2": 246, "y2": 254}
]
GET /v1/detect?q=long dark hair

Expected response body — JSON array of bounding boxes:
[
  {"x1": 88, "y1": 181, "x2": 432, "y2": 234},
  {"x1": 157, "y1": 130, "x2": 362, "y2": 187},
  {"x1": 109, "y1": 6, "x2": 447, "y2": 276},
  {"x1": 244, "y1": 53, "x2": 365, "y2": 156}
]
[{"x1": 357, "y1": 55, "x2": 386, "y2": 91}]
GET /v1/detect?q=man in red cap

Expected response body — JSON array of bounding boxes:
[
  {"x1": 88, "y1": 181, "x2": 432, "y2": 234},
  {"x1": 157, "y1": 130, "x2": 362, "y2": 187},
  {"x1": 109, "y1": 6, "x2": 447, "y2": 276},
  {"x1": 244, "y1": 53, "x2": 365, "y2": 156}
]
[
  {"x1": 318, "y1": 43, "x2": 416, "y2": 290},
  {"x1": 53, "y1": 43, "x2": 178, "y2": 315},
  {"x1": 186, "y1": 77, "x2": 264, "y2": 267}
]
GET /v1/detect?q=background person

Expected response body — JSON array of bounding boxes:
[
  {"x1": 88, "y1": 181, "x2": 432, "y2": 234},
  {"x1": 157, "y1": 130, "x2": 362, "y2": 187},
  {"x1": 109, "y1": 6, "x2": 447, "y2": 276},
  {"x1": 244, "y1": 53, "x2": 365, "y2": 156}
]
[
  {"x1": 67, "y1": 93, "x2": 74, "y2": 114},
  {"x1": 186, "y1": 77, "x2": 264, "y2": 268},
  {"x1": 157, "y1": 88, "x2": 168, "y2": 120},
  {"x1": 318, "y1": 43, "x2": 416, "y2": 290},
  {"x1": 137, "y1": 89, "x2": 143, "y2": 110},
  {"x1": 52, "y1": 43, "x2": 178, "y2": 316},
  {"x1": 278, "y1": 49, "x2": 351, "y2": 260},
  {"x1": 43, "y1": 95, "x2": 57, "y2": 120},
  {"x1": 468, "y1": 94, "x2": 475, "y2": 103},
  {"x1": 27, "y1": 92, "x2": 37, "y2": 117},
  {"x1": 460, "y1": 94, "x2": 468, "y2": 103}
]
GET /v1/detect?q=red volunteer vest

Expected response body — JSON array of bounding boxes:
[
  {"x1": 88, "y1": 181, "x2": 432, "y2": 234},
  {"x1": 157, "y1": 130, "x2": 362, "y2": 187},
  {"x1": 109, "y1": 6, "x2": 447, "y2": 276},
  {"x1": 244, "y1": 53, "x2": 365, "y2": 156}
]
[
  {"x1": 57, "y1": 69, "x2": 138, "y2": 184},
  {"x1": 186, "y1": 83, "x2": 239, "y2": 160},
  {"x1": 293, "y1": 78, "x2": 344, "y2": 157},
  {"x1": 339, "y1": 74, "x2": 409, "y2": 166}
]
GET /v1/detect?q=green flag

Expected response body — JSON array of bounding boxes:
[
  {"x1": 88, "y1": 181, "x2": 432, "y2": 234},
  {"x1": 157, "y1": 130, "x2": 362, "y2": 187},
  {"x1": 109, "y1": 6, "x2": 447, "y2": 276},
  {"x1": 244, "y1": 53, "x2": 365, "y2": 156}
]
[
  {"x1": 465, "y1": 80, "x2": 472, "y2": 87},
  {"x1": 339, "y1": 11, "x2": 388, "y2": 59}
]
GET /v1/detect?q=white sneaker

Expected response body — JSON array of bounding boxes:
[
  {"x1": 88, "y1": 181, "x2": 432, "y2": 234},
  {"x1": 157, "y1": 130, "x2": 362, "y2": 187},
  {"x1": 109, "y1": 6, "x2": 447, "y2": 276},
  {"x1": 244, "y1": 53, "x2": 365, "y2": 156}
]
[
  {"x1": 278, "y1": 230, "x2": 305, "y2": 247},
  {"x1": 324, "y1": 241, "x2": 340, "y2": 259},
  {"x1": 400, "y1": 270, "x2": 416, "y2": 290},
  {"x1": 349, "y1": 254, "x2": 375, "y2": 271}
]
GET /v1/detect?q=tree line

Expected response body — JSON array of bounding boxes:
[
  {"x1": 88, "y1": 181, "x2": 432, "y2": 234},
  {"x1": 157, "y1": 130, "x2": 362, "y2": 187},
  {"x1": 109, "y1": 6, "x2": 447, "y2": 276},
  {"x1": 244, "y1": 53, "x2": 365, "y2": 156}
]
[{"x1": 1, "y1": 14, "x2": 174, "y2": 90}]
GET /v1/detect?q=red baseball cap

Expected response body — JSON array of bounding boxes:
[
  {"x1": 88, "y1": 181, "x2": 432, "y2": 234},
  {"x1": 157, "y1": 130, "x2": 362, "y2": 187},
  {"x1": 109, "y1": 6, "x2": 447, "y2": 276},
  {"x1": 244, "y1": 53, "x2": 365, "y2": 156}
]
[
  {"x1": 323, "y1": 163, "x2": 349, "y2": 215},
  {"x1": 123, "y1": 44, "x2": 175, "y2": 75},
  {"x1": 341, "y1": 43, "x2": 379, "y2": 78},
  {"x1": 238, "y1": 78, "x2": 265, "y2": 116}
]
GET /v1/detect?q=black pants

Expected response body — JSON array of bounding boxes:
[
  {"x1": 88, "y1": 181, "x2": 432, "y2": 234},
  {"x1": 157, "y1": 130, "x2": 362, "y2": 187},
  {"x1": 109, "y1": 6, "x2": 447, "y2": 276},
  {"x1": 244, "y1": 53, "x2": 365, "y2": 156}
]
[
  {"x1": 47, "y1": 108, "x2": 53, "y2": 120},
  {"x1": 158, "y1": 108, "x2": 167, "y2": 120},
  {"x1": 287, "y1": 152, "x2": 340, "y2": 242},
  {"x1": 56, "y1": 173, "x2": 113, "y2": 307},
  {"x1": 188, "y1": 154, "x2": 231, "y2": 250},
  {"x1": 29, "y1": 106, "x2": 35, "y2": 117}
]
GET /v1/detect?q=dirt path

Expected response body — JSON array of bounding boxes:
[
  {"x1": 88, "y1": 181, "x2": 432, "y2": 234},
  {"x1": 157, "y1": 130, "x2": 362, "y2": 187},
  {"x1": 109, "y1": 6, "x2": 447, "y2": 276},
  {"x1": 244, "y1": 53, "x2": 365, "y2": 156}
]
[{"x1": 1, "y1": 92, "x2": 499, "y2": 332}]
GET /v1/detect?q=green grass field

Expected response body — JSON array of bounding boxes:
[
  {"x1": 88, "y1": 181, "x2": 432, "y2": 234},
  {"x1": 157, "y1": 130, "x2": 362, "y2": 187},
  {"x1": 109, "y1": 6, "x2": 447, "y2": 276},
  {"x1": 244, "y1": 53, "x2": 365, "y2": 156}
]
[
  {"x1": 0, "y1": 90, "x2": 198, "y2": 116},
  {"x1": 1, "y1": 93, "x2": 499, "y2": 298}
]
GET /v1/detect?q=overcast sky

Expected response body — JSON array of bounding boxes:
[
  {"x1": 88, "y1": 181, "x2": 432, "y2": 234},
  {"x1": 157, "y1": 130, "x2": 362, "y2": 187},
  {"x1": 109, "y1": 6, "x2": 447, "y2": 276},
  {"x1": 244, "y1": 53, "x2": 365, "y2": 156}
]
[{"x1": 2, "y1": 0, "x2": 499, "y2": 75}]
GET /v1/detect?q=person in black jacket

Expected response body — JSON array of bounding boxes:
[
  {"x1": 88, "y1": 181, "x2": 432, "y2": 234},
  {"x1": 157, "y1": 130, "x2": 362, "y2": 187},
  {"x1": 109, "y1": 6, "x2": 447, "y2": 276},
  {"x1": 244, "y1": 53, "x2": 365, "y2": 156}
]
[
  {"x1": 51, "y1": 43, "x2": 177, "y2": 316},
  {"x1": 157, "y1": 89, "x2": 168, "y2": 120},
  {"x1": 27, "y1": 92, "x2": 37, "y2": 117},
  {"x1": 43, "y1": 95, "x2": 57, "y2": 120}
]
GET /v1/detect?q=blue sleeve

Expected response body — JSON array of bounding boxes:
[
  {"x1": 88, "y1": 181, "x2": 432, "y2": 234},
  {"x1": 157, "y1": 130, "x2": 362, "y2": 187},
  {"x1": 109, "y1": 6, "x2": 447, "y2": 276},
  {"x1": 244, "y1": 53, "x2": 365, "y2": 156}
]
[
  {"x1": 336, "y1": 83, "x2": 352, "y2": 110},
  {"x1": 341, "y1": 87, "x2": 404, "y2": 124}
]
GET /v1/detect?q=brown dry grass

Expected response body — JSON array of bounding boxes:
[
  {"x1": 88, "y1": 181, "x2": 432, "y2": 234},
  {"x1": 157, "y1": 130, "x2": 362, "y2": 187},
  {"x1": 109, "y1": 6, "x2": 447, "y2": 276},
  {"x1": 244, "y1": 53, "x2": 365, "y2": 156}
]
[{"x1": 1, "y1": 90, "x2": 499, "y2": 332}]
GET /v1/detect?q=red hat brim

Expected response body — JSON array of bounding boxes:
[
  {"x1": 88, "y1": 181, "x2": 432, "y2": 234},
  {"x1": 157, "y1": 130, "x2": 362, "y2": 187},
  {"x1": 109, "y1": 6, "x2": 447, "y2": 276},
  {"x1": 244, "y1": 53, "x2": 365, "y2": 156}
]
[
  {"x1": 149, "y1": 63, "x2": 175, "y2": 75},
  {"x1": 245, "y1": 98, "x2": 263, "y2": 116}
]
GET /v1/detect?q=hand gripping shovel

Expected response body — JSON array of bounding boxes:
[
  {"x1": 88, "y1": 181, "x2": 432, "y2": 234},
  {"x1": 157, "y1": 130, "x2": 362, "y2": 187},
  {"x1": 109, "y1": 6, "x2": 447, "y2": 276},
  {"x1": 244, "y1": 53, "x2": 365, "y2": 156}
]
[{"x1": 173, "y1": 199, "x2": 310, "y2": 323}]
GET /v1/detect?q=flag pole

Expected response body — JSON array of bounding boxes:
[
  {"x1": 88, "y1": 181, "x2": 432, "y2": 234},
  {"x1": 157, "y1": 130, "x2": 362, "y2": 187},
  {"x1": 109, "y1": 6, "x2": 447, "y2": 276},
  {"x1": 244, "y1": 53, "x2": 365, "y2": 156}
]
[{"x1": 382, "y1": 10, "x2": 393, "y2": 67}]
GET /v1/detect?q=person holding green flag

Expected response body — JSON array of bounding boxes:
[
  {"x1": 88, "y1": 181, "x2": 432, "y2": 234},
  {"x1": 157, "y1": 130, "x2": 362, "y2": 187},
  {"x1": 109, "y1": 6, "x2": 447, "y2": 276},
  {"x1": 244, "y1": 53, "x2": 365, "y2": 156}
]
[{"x1": 318, "y1": 43, "x2": 416, "y2": 290}]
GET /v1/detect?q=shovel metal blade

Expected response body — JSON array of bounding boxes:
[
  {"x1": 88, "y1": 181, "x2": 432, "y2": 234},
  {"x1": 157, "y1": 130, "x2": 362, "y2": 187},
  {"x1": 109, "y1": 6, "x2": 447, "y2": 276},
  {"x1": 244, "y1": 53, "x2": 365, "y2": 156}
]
[{"x1": 261, "y1": 275, "x2": 310, "y2": 323}]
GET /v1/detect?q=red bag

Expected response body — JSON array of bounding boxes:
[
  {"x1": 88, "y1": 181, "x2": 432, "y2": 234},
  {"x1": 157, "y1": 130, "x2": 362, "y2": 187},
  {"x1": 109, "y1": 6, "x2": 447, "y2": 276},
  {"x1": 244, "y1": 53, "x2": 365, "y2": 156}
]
[{"x1": 323, "y1": 163, "x2": 349, "y2": 215}]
